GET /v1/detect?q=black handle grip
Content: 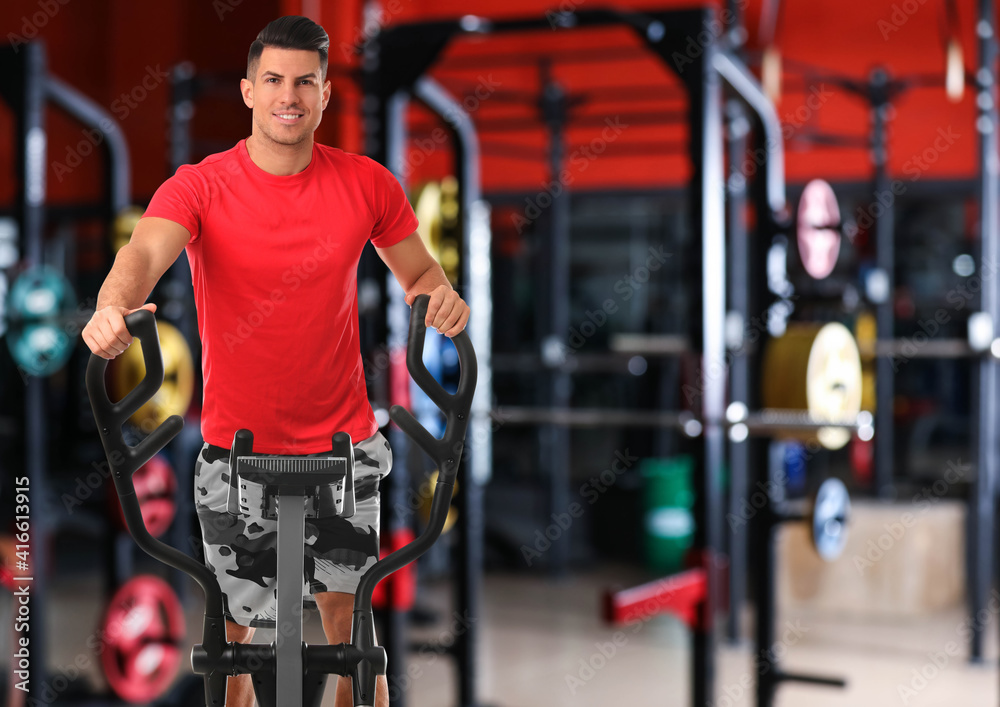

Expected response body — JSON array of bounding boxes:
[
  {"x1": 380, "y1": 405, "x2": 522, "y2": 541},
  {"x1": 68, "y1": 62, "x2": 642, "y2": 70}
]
[
  {"x1": 85, "y1": 309, "x2": 226, "y2": 621},
  {"x1": 86, "y1": 308, "x2": 184, "y2": 475},
  {"x1": 354, "y1": 293, "x2": 478, "y2": 661},
  {"x1": 388, "y1": 293, "x2": 477, "y2": 484}
]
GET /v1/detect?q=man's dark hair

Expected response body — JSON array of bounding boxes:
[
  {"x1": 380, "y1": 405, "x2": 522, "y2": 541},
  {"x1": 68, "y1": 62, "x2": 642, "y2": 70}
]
[{"x1": 247, "y1": 16, "x2": 329, "y2": 81}]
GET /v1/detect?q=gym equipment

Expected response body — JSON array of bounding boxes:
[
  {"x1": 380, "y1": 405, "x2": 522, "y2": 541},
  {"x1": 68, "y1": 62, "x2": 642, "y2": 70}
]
[
  {"x1": 112, "y1": 206, "x2": 145, "y2": 253},
  {"x1": 371, "y1": 528, "x2": 418, "y2": 611},
  {"x1": 413, "y1": 179, "x2": 461, "y2": 285},
  {"x1": 761, "y1": 475, "x2": 852, "y2": 562},
  {"x1": 109, "y1": 455, "x2": 178, "y2": 539},
  {"x1": 753, "y1": 443, "x2": 850, "y2": 707},
  {"x1": 5, "y1": 265, "x2": 78, "y2": 377},
  {"x1": 110, "y1": 320, "x2": 194, "y2": 433},
  {"x1": 761, "y1": 322, "x2": 863, "y2": 450},
  {"x1": 364, "y1": 10, "x2": 865, "y2": 706},
  {"x1": 810, "y1": 478, "x2": 851, "y2": 561},
  {"x1": 796, "y1": 179, "x2": 841, "y2": 280},
  {"x1": 0, "y1": 41, "x2": 202, "y2": 707},
  {"x1": 99, "y1": 574, "x2": 185, "y2": 704},
  {"x1": 855, "y1": 311, "x2": 877, "y2": 412},
  {"x1": 943, "y1": 0, "x2": 965, "y2": 102},
  {"x1": 86, "y1": 294, "x2": 476, "y2": 707},
  {"x1": 603, "y1": 567, "x2": 708, "y2": 627},
  {"x1": 641, "y1": 457, "x2": 694, "y2": 574},
  {"x1": 417, "y1": 470, "x2": 459, "y2": 534}
]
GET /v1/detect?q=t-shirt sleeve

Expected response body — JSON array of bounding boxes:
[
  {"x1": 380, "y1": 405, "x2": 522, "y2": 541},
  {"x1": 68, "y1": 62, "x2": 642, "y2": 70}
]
[
  {"x1": 143, "y1": 165, "x2": 203, "y2": 245},
  {"x1": 366, "y1": 158, "x2": 419, "y2": 249}
]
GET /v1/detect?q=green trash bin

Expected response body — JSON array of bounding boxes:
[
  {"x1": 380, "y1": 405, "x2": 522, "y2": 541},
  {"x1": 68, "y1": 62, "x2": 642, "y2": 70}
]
[{"x1": 641, "y1": 456, "x2": 695, "y2": 574}]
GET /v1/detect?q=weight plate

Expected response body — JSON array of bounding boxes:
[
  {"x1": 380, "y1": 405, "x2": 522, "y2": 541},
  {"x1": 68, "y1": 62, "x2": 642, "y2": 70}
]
[
  {"x1": 812, "y1": 477, "x2": 850, "y2": 561},
  {"x1": 110, "y1": 320, "x2": 194, "y2": 433},
  {"x1": 5, "y1": 266, "x2": 77, "y2": 377},
  {"x1": 100, "y1": 575, "x2": 184, "y2": 704},
  {"x1": 796, "y1": 179, "x2": 842, "y2": 280}
]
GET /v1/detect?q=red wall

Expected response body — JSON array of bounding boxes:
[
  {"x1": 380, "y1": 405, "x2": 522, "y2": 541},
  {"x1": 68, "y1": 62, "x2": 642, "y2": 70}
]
[
  {"x1": 0, "y1": 0, "x2": 359, "y2": 206},
  {"x1": 0, "y1": 0, "x2": 991, "y2": 207}
]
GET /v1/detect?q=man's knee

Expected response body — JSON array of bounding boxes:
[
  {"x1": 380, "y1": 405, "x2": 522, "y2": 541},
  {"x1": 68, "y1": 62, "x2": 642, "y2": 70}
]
[
  {"x1": 226, "y1": 619, "x2": 255, "y2": 643},
  {"x1": 315, "y1": 591, "x2": 356, "y2": 636}
]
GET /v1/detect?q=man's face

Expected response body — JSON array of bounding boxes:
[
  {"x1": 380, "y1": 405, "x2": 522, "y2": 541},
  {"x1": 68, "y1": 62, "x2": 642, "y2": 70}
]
[{"x1": 241, "y1": 46, "x2": 330, "y2": 146}]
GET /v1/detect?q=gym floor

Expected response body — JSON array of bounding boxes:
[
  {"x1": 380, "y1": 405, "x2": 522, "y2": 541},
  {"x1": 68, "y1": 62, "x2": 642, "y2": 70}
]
[{"x1": 16, "y1": 562, "x2": 997, "y2": 706}]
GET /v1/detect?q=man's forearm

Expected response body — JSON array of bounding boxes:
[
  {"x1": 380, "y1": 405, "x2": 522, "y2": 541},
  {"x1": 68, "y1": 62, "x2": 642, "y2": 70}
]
[
  {"x1": 96, "y1": 244, "x2": 157, "y2": 310},
  {"x1": 404, "y1": 263, "x2": 452, "y2": 299}
]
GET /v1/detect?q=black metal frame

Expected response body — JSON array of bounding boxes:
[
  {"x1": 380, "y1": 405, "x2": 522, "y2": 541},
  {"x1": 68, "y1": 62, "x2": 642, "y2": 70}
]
[
  {"x1": 0, "y1": 40, "x2": 137, "y2": 704},
  {"x1": 974, "y1": 0, "x2": 999, "y2": 673},
  {"x1": 85, "y1": 295, "x2": 476, "y2": 707},
  {"x1": 358, "y1": 9, "x2": 775, "y2": 705},
  {"x1": 752, "y1": 442, "x2": 847, "y2": 707},
  {"x1": 779, "y1": 1, "x2": 1000, "y2": 660}
]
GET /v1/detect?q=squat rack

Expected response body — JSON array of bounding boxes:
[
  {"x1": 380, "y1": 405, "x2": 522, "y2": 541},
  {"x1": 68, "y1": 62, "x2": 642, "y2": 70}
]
[{"x1": 361, "y1": 8, "x2": 798, "y2": 706}]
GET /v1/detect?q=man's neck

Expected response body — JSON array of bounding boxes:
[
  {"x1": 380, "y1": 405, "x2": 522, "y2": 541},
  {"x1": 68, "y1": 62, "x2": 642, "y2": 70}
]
[{"x1": 246, "y1": 134, "x2": 313, "y2": 176}]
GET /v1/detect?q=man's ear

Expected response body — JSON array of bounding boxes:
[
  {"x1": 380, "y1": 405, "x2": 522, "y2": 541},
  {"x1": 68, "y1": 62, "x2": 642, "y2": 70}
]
[
  {"x1": 240, "y1": 78, "x2": 254, "y2": 109},
  {"x1": 322, "y1": 79, "x2": 332, "y2": 110}
]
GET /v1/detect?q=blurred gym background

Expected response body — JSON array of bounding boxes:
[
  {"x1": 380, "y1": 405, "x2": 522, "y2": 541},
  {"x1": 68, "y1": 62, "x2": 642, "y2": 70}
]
[{"x1": 1, "y1": 0, "x2": 998, "y2": 705}]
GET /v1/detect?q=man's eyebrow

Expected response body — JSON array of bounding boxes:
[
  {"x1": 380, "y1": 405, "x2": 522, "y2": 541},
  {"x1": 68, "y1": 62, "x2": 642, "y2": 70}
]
[{"x1": 260, "y1": 71, "x2": 319, "y2": 80}]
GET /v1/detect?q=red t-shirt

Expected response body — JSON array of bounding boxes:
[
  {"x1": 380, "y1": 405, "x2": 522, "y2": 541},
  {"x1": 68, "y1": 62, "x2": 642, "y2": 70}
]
[{"x1": 144, "y1": 139, "x2": 418, "y2": 453}]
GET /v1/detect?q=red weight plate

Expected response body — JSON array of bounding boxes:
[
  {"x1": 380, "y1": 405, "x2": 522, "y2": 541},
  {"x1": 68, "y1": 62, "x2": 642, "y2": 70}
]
[
  {"x1": 797, "y1": 179, "x2": 842, "y2": 280},
  {"x1": 100, "y1": 575, "x2": 184, "y2": 704},
  {"x1": 109, "y1": 455, "x2": 178, "y2": 538}
]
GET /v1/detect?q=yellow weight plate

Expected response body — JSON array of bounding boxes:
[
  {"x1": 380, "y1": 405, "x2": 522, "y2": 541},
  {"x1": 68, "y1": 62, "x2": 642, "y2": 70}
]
[
  {"x1": 111, "y1": 320, "x2": 194, "y2": 433},
  {"x1": 112, "y1": 206, "x2": 144, "y2": 253},
  {"x1": 762, "y1": 322, "x2": 863, "y2": 450},
  {"x1": 419, "y1": 469, "x2": 459, "y2": 535},
  {"x1": 413, "y1": 181, "x2": 443, "y2": 261}
]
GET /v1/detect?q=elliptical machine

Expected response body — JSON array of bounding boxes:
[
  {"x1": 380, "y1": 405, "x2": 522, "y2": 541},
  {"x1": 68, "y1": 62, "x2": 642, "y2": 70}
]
[{"x1": 86, "y1": 294, "x2": 477, "y2": 707}]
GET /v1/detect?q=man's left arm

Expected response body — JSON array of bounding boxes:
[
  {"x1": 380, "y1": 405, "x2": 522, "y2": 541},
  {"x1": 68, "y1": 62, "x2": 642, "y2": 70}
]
[{"x1": 375, "y1": 232, "x2": 470, "y2": 338}]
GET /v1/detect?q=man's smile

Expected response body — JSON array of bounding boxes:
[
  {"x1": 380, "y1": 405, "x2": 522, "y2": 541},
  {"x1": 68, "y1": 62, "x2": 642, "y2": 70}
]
[{"x1": 274, "y1": 111, "x2": 304, "y2": 124}]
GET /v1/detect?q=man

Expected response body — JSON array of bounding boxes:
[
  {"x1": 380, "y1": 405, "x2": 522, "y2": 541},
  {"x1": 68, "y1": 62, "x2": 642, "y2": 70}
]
[{"x1": 82, "y1": 15, "x2": 468, "y2": 707}]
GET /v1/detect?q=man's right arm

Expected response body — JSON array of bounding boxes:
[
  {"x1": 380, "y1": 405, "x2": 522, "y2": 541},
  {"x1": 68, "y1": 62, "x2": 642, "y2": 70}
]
[{"x1": 82, "y1": 217, "x2": 191, "y2": 359}]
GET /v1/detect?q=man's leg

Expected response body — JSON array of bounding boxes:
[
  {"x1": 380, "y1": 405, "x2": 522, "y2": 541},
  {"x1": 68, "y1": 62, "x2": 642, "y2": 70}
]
[
  {"x1": 314, "y1": 591, "x2": 388, "y2": 707},
  {"x1": 226, "y1": 620, "x2": 257, "y2": 707}
]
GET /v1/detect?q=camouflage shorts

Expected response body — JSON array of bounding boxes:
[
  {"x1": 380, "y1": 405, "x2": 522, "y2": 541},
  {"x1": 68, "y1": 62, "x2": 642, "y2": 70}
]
[{"x1": 194, "y1": 431, "x2": 392, "y2": 628}]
